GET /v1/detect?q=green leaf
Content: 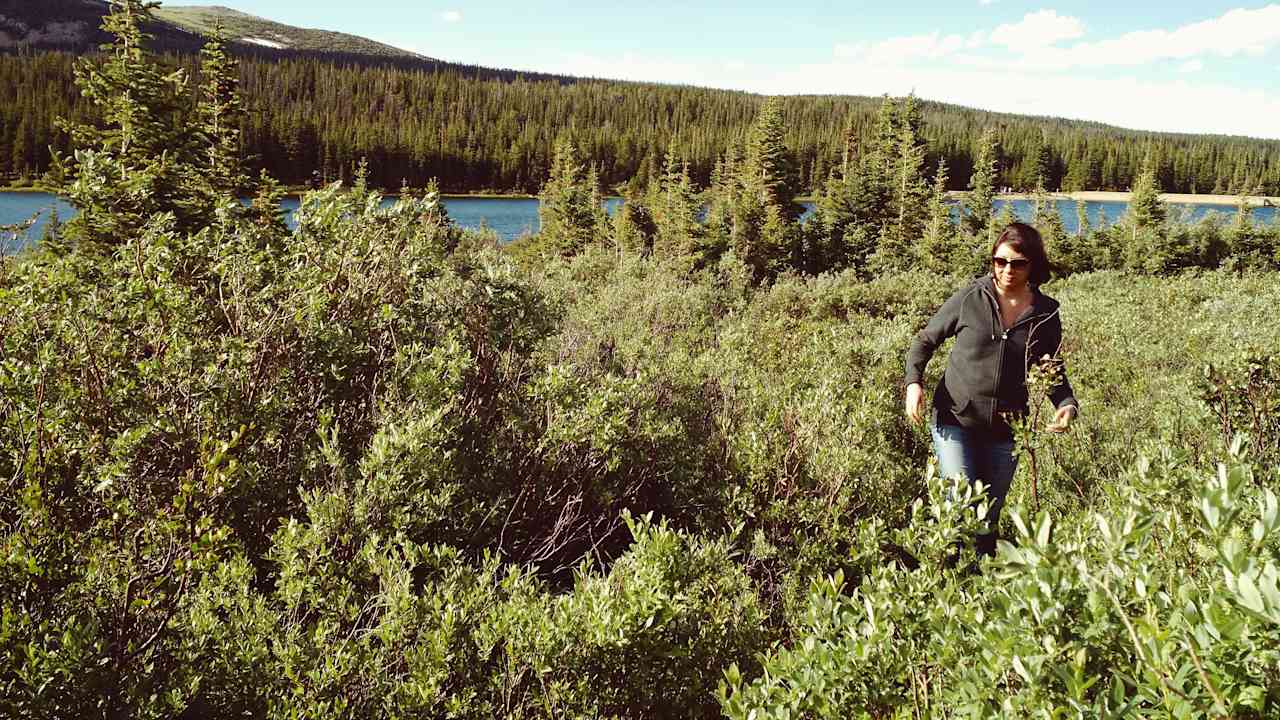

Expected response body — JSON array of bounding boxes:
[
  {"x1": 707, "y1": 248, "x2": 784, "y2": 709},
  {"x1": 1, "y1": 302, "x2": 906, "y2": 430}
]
[
  {"x1": 1036, "y1": 513, "x2": 1053, "y2": 547},
  {"x1": 1236, "y1": 573, "x2": 1266, "y2": 615}
]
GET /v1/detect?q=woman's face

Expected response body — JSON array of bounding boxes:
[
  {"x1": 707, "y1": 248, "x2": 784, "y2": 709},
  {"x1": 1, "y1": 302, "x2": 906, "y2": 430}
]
[{"x1": 991, "y1": 242, "x2": 1032, "y2": 294}]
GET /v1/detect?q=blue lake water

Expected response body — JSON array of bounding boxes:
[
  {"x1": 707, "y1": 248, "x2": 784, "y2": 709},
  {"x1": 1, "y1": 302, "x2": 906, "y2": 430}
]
[{"x1": 2, "y1": 191, "x2": 1275, "y2": 254}]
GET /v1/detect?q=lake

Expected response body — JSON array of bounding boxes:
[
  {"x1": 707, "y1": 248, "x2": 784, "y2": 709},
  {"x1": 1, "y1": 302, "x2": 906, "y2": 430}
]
[{"x1": 2, "y1": 191, "x2": 1275, "y2": 254}]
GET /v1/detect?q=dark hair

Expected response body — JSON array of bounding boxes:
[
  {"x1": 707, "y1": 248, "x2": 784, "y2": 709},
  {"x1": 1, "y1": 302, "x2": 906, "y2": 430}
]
[{"x1": 991, "y1": 222, "x2": 1051, "y2": 286}]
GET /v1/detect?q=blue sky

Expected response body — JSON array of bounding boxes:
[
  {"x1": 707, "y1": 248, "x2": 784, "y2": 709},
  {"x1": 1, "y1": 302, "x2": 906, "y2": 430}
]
[{"x1": 178, "y1": 1, "x2": 1280, "y2": 138}]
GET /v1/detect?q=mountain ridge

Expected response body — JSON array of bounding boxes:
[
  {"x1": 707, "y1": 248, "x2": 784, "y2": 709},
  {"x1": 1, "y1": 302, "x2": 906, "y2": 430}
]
[
  {"x1": 0, "y1": 1, "x2": 432, "y2": 61},
  {"x1": 153, "y1": 4, "x2": 434, "y2": 60}
]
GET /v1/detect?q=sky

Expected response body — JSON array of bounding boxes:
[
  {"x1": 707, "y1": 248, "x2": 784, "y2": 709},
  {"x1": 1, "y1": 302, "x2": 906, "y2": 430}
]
[{"x1": 179, "y1": 1, "x2": 1280, "y2": 139}]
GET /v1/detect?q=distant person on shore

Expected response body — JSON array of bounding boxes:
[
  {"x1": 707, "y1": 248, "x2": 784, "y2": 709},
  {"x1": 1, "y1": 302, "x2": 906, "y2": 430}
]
[{"x1": 903, "y1": 222, "x2": 1078, "y2": 556}]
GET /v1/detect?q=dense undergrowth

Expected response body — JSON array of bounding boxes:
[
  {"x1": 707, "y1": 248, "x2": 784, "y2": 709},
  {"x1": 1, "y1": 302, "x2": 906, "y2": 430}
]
[
  {"x1": 3, "y1": 177, "x2": 1279, "y2": 717},
  {"x1": 4, "y1": 3, "x2": 1280, "y2": 717}
]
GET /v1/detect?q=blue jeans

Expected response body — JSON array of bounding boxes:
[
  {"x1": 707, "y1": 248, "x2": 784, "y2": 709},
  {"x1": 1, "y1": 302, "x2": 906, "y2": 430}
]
[{"x1": 930, "y1": 422, "x2": 1017, "y2": 556}]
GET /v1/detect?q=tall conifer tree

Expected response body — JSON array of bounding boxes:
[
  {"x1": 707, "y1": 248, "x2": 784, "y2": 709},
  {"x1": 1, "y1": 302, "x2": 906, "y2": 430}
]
[
  {"x1": 194, "y1": 24, "x2": 251, "y2": 206},
  {"x1": 538, "y1": 137, "x2": 599, "y2": 256},
  {"x1": 883, "y1": 94, "x2": 929, "y2": 267},
  {"x1": 920, "y1": 159, "x2": 957, "y2": 273},
  {"x1": 50, "y1": 0, "x2": 202, "y2": 244},
  {"x1": 963, "y1": 127, "x2": 999, "y2": 241},
  {"x1": 741, "y1": 97, "x2": 802, "y2": 219},
  {"x1": 651, "y1": 148, "x2": 700, "y2": 260},
  {"x1": 1128, "y1": 161, "x2": 1166, "y2": 233}
]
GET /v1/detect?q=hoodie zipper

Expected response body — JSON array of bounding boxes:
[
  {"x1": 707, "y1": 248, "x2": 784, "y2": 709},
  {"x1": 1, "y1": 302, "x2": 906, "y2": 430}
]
[{"x1": 982, "y1": 284, "x2": 1042, "y2": 428}]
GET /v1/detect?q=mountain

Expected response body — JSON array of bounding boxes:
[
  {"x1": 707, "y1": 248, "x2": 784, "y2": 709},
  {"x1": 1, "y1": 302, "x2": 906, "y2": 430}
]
[
  {"x1": 153, "y1": 5, "x2": 432, "y2": 60},
  {"x1": 0, "y1": 0, "x2": 124, "y2": 52},
  {"x1": 0, "y1": 0, "x2": 430, "y2": 61}
]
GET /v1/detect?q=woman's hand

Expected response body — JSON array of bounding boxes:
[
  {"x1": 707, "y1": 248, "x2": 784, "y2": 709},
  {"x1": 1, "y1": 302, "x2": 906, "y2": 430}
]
[
  {"x1": 1046, "y1": 404, "x2": 1077, "y2": 433},
  {"x1": 905, "y1": 383, "x2": 925, "y2": 425}
]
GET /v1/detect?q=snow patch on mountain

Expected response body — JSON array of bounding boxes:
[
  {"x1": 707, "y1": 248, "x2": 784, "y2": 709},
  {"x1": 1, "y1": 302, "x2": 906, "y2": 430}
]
[{"x1": 241, "y1": 36, "x2": 288, "y2": 49}]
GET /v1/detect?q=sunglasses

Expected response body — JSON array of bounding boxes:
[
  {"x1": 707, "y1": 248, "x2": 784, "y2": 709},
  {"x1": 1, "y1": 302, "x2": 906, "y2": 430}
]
[{"x1": 992, "y1": 256, "x2": 1031, "y2": 270}]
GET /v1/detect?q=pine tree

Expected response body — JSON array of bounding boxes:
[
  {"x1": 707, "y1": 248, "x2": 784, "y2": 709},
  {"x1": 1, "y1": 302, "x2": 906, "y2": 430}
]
[
  {"x1": 586, "y1": 164, "x2": 612, "y2": 243},
  {"x1": 857, "y1": 96, "x2": 896, "y2": 234},
  {"x1": 194, "y1": 24, "x2": 251, "y2": 206},
  {"x1": 613, "y1": 191, "x2": 655, "y2": 256},
  {"x1": 1128, "y1": 162, "x2": 1166, "y2": 233},
  {"x1": 1123, "y1": 159, "x2": 1169, "y2": 271},
  {"x1": 1230, "y1": 189, "x2": 1256, "y2": 263},
  {"x1": 963, "y1": 127, "x2": 999, "y2": 240},
  {"x1": 840, "y1": 113, "x2": 857, "y2": 178},
  {"x1": 731, "y1": 98, "x2": 804, "y2": 281},
  {"x1": 651, "y1": 148, "x2": 701, "y2": 260},
  {"x1": 741, "y1": 97, "x2": 802, "y2": 219},
  {"x1": 538, "y1": 137, "x2": 599, "y2": 256},
  {"x1": 804, "y1": 168, "x2": 858, "y2": 273},
  {"x1": 884, "y1": 94, "x2": 929, "y2": 264},
  {"x1": 49, "y1": 0, "x2": 204, "y2": 244},
  {"x1": 1032, "y1": 174, "x2": 1064, "y2": 244},
  {"x1": 920, "y1": 159, "x2": 957, "y2": 273},
  {"x1": 702, "y1": 148, "x2": 740, "y2": 257},
  {"x1": 1022, "y1": 136, "x2": 1052, "y2": 191},
  {"x1": 1063, "y1": 149, "x2": 1088, "y2": 192},
  {"x1": 1058, "y1": 198, "x2": 1092, "y2": 274},
  {"x1": 10, "y1": 119, "x2": 30, "y2": 180}
]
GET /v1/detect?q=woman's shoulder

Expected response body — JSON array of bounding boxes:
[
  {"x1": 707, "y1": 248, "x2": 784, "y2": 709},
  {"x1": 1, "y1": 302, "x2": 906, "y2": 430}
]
[
  {"x1": 1032, "y1": 284, "x2": 1061, "y2": 304},
  {"x1": 1031, "y1": 286, "x2": 1063, "y2": 314},
  {"x1": 954, "y1": 274, "x2": 993, "y2": 298}
]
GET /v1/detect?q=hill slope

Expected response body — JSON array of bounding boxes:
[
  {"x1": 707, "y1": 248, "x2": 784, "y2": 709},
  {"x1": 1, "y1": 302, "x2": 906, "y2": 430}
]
[
  {"x1": 0, "y1": 0, "x2": 430, "y2": 61},
  {"x1": 153, "y1": 5, "x2": 432, "y2": 60}
]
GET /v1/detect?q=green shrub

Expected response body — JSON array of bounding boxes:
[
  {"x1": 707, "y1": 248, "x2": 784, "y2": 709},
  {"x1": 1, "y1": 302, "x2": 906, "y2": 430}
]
[{"x1": 722, "y1": 449, "x2": 1280, "y2": 719}]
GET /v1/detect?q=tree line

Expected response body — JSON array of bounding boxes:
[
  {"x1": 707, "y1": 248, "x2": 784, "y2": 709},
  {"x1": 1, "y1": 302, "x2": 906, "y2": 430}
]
[
  {"x1": 525, "y1": 90, "x2": 1280, "y2": 285},
  {"x1": 4, "y1": 43, "x2": 1280, "y2": 196}
]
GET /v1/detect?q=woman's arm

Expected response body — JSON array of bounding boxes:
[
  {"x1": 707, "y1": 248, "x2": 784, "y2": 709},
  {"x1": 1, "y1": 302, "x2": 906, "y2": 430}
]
[
  {"x1": 1042, "y1": 312, "x2": 1078, "y2": 411},
  {"x1": 1038, "y1": 311, "x2": 1078, "y2": 431},
  {"x1": 903, "y1": 285, "x2": 969, "y2": 423},
  {"x1": 904, "y1": 285, "x2": 968, "y2": 388}
]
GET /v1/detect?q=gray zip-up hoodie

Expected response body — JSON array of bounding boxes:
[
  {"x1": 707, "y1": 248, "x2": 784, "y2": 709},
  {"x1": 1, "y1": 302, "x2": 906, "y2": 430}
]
[{"x1": 904, "y1": 275, "x2": 1078, "y2": 439}]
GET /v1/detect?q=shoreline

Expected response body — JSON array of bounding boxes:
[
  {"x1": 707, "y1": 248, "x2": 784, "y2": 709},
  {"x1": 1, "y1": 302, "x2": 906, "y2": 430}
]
[
  {"x1": 4, "y1": 185, "x2": 1277, "y2": 207},
  {"x1": 947, "y1": 190, "x2": 1279, "y2": 207},
  {"x1": 0, "y1": 185, "x2": 54, "y2": 194},
  {"x1": 0, "y1": 183, "x2": 540, "y2": 199}
]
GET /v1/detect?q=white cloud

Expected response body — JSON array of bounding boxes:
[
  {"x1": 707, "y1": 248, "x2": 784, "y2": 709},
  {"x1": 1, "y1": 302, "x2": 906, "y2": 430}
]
[
  {"x1": 829, "y1": 6, "x2": 1280, "y2": 73},
  {"x1": 541, "y1": 52, "x2": 730, "y2": 88},
  {"x1": 989, "y1": 10, "x2": 1085, "y2": 52},
  {"x1": 440, "y1": 10, "x2": 462, "y2": 23},
  {"x1": 1007, "y1": 4, "x2": 1280, "y2": 70},
  {"x1": 749, "y1": 60, "x2": 1280, "y2": 139},
  {"x1": 979, "y1": 0, "x2": 997, "y2": 5},
  {"x1": 543, "y1": 47, "x2": 1279, "y2": 138},
  {"x1": 835, "y1": 31, "x2": 974, "y2": 64},
  {"x1": 540, "y1": 6, "x2": 1280, "y2": 139}
]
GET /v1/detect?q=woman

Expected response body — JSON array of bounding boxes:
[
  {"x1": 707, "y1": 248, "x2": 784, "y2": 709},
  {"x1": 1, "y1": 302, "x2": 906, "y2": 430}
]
[{"x1": 904, "y1": 222, "x2": 1078, "y2": 556}]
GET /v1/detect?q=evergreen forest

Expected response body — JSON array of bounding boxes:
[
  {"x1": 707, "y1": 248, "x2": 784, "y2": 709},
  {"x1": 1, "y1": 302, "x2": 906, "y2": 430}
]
[
  {"x1": 4, "y1": 3, "x2": 1280, "y2": 718},
  {"x1": 3, "y1": 40, "x2": 1280, "y2": 194}
]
